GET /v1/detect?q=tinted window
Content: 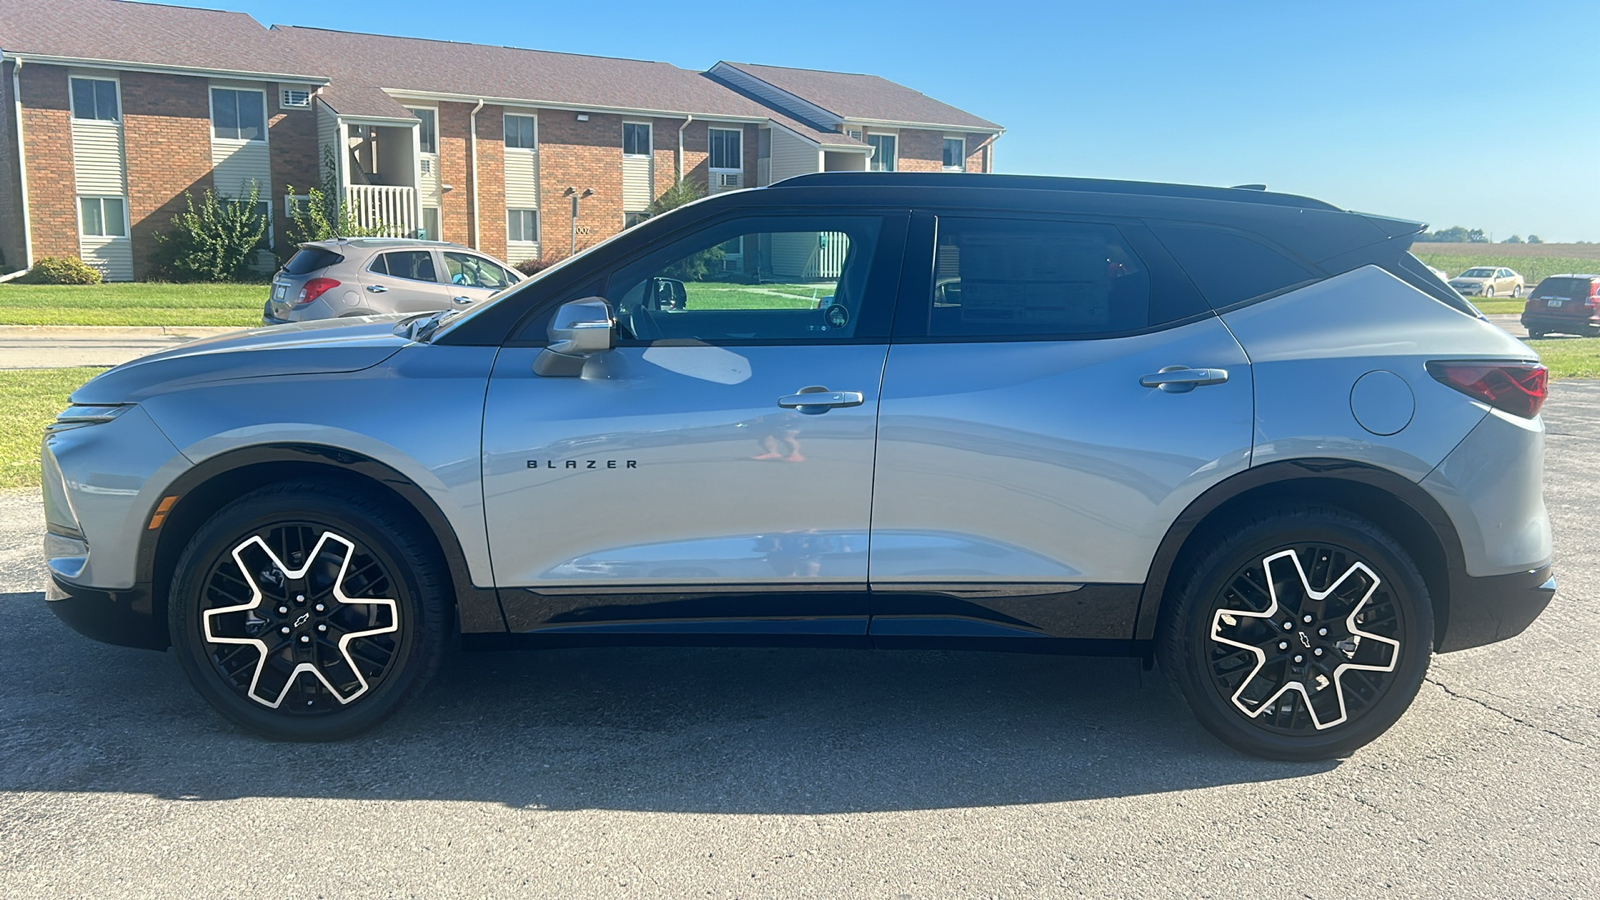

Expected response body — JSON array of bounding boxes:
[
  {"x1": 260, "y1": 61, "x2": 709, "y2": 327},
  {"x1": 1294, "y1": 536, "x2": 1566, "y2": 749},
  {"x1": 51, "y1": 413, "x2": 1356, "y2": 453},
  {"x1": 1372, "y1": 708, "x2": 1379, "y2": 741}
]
[
  {"x1": 606, "y1": 215, "x2": 884, "y2": 344},
  {"x1": 918, "y1": 218, "x2": 1150, "y2": 338},
  {"x1": 444, "y1": 252, "x2": 512, "y2": 290},
  {"x1": 372, "y1": 250, "x2": 437, "y2": 282},
  {"x1": 1151, "y1": 224, "x2": 1319, "y2": 308},
  {"x1": 284, "y1": 247, "x2": 342, "y2": 275},
  {"x1": 1534, "y1": 277, "x2": 1595, "y2": 297}
]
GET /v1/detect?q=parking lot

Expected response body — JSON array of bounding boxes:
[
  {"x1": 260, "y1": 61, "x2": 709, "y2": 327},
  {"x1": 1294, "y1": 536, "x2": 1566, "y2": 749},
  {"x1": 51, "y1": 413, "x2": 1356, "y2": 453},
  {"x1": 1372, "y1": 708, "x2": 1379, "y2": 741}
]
[{"x1": 0, "y1": 382, "x2": 1595, "y2": 898}]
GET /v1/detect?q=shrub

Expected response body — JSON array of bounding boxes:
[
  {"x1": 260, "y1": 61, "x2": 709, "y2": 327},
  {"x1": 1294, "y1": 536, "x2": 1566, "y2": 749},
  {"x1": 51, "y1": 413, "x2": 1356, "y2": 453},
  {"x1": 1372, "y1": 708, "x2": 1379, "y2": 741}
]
[
  {"x1": 283, "y1": 147, "x2": 391, "y2": 249},
  {"x1": 25, "y1": 256, "x2": 103, "y2": 285},
  {"x1": 152, "y1": 183, "x2": 269, "y2": 282},
  {"x1": 514, "y1": 254, "x2": 567, "y2": 277}
]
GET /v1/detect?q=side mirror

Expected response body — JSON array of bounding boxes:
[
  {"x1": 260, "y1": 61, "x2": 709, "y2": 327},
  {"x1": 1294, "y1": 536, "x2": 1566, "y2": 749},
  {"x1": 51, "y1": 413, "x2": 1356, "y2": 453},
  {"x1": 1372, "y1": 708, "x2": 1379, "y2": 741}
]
[
  {"x1": 534, "y1": 297, "x2": 614, "y2": 377},
  {"x1": 648, "y1": 276, "x2": 688, "y2": 311}
]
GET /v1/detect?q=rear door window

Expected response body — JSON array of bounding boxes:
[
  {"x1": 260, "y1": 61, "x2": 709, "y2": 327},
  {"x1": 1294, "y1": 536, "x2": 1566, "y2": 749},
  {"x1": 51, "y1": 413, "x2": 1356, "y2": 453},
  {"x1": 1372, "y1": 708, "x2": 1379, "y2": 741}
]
[
  {"x1": 1150, "y1": 223, "x2": 1320, "y2": 309},
  {"x1": 370, "y1": 250, "x2": 439, "y2": 283},
  {"x1": 903, "y1": 217, "x2": 1153, "y2": 339}
]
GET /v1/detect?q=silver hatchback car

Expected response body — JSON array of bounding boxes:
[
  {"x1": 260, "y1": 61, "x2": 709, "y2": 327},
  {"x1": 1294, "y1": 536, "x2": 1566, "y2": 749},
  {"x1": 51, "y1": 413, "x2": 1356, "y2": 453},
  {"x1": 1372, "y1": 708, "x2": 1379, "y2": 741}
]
[
  {"x1": 44, "y1": 173, "x2": 1555, "y2": 760},
  {"x1": 264, "y1": 238, "x2": 524, "y2": 324}
]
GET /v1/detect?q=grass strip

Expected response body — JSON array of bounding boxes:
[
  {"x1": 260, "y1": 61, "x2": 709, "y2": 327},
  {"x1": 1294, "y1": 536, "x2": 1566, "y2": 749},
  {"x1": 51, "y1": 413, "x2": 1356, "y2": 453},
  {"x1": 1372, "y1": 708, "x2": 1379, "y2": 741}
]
[{"x1": 0, "y1": 367, "x2": 104, "y2": 489}]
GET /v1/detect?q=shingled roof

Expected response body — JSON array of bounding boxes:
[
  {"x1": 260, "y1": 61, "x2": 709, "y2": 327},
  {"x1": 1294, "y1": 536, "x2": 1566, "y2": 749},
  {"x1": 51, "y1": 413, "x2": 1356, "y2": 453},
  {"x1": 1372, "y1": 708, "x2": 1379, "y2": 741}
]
[
  {"x1": 0, "y1": 0, "x2": 323, "y2": 81},
  {"x1": 714, "y1": 61, "x2": 1001, "y2": 131}
]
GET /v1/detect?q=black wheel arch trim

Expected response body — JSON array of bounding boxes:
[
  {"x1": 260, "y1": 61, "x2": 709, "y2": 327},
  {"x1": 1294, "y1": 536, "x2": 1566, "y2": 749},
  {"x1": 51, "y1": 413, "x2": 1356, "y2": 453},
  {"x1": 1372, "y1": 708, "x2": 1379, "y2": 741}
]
[
  {"x1": 136, "y1": 443, "x2": 506, "y2": 644},
  {"x1": 1134, "y1": 458, "x2": 1476, "y2": 650}
]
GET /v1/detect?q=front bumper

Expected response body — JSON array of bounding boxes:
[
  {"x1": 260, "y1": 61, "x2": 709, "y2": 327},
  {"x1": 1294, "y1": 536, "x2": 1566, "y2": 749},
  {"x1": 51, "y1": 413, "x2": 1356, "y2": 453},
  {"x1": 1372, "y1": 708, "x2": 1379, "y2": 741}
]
[
  {"x1": 45, "y1": 572, "x2": 167, "y2": 650},
  {"x1": 1439, "y1": 564, "x2": 1557, "y2": 652}
]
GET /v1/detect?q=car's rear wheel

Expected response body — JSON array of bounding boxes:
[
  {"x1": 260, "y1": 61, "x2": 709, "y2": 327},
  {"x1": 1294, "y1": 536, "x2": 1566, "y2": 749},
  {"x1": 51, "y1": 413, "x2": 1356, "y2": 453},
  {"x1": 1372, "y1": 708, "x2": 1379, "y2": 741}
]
[
  {"x1": 1512, "y1": 285, "x2": 1523, "y2": 298},
  {"x1": 1157, "y1": 506, "x2": 1433, "y2": 760},
  {"x1": 169, "y1": 481, "x2": 450, "y2": 740},
  {"x1": 1529, "y1": 329, "x2": 1547, "y2": 340}
]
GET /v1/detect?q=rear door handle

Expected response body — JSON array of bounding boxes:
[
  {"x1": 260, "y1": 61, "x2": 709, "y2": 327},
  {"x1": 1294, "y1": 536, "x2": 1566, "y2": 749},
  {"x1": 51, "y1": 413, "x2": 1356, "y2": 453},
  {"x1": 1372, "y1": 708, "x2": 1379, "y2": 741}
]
[
  {"x1": 452, "y1": 295, "x2": 473, "y2": 305},
  {"x1": 365, "y1": 284, "x2": 387, "y2": 293},
  {"x1": 777, "y1": 388, "x2": 865, "y2": 413},
  {"x1": 1140, "y1": 366, "x2": 1229, "y2": 393}
]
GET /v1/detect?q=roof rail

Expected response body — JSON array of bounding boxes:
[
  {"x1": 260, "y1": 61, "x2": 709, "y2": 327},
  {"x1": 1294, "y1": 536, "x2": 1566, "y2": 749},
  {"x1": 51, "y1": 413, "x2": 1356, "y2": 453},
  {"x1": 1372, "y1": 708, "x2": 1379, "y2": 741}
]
[{"x1": 768, "y1": 172, "x2": 1342, "y2": 211}]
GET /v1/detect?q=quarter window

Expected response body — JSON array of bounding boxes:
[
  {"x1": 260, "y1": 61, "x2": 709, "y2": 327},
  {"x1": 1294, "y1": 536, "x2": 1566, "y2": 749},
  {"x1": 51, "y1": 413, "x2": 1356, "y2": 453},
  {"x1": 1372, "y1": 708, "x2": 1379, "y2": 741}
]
[
  {"x1": 70, "y1": 78, "x2": 119, "y2": 122},
  {"x1": 369, "y1": 250, "x2": 438, "y2": 282},
  {"x1": 504, "y1": 114, "x2": 536, "y2": 150},
  {"x1": 605, "y1": 215, "x2": 885, "y2": 344},
  {"x1": 79, "y1": 197, "x2": 127, "y2": 237},
  {"x1": 507, "y1": 209, "x2": 539, "y2": 243},
  {"x1": 411, "y1": 108, "x2": 437, "y2": 153},
  {"x1": 942, "y1": 137, "x2": 965, "y2": 170},
  {"x1": 918, "y1": 218, "x2": 1151, "y2": 338},
  {"x1": 709, "y1": 128, "x2": 742, "y2": 169},
  {"x1": 1150, "y1": 224, "x2": 1319, "y2": 308},
  {"x1": 868, "y1": 134, "x2": 896, "y2": 172},
  {"x1": 623, "y1": 122, "x2": 651, "y2": 156},
  {"x1": 211, "y1": 88, "x2": 266, "y2": 141}
]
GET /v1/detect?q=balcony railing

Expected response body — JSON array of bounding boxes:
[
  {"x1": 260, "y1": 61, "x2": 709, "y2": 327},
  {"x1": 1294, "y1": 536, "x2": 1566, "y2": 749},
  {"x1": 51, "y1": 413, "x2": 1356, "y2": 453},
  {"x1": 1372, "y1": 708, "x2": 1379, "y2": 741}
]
[{"x1": 345, "y1": 185, "x2": 417, "y2": 238}]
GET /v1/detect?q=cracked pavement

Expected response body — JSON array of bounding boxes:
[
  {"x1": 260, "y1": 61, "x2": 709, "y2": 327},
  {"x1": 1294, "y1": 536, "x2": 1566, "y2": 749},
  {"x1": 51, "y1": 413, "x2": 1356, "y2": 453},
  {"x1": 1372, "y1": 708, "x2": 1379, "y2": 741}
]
[{"x1": 1, "y1": 382, "x2": 1596, "y2": 898}]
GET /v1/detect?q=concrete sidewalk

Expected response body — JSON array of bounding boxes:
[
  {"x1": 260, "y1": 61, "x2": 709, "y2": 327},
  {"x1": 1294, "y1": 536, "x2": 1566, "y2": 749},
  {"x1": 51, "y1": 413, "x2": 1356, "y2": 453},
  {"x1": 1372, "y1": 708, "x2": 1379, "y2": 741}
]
[{"x1": 0, "y1": 325, "x2": 241, "y2": 369}]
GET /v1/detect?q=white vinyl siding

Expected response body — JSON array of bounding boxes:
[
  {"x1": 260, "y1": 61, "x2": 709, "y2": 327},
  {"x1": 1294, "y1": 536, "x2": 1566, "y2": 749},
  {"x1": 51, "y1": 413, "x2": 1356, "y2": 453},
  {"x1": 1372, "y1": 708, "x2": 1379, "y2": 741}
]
[
  {"x1": 69, "y1": 72, "x2": 131, "y2": 281},
  {"x1": 504, "y1": 112, "x2": 540, "y2": 263},
  {"x1": 621, "y1": 121, "x2": 653, "y2": 213},
  {"x1": 767, "y1": 122, "x2": 828, "y2": 277},
  {"x1": 412, "y1": 107, "x2": 442, "y2": 209},
  {"x1": 317, "y1": 100, "x2": 340, "y2": 184}
]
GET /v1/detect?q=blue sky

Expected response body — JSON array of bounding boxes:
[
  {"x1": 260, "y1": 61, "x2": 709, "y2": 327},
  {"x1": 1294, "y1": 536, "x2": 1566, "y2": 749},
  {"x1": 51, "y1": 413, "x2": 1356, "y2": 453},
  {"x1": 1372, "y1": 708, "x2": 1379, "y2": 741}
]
[{"x1": 225, "y1": 0, "x2": 1599, "y2": 240}]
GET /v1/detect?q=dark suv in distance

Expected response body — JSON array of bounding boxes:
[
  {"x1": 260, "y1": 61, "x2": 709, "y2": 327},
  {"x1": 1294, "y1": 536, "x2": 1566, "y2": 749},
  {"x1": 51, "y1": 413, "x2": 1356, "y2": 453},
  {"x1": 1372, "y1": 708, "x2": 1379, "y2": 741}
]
[
  {"x1": 43, "y1": 173, "x2": 1554, "y2": 761},
  {"x1": 1521, "y1": 274, "x2": 1600, "y2": 338}
]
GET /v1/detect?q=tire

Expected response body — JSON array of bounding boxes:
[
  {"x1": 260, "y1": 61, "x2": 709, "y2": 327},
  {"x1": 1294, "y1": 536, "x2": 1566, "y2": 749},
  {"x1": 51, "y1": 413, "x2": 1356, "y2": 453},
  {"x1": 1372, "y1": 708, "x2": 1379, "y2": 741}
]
[
  {"x1": 1157, "y1": 506, "x2": 1433, "y2": 760},
  {"x1": 1484, "y1": 286, "x2": 1494, "y2": 298},
  {"x1": 1529, "y1": 330, "x2": 1546, "y2": 340},
  {"x1": 1512, "y1": 285, "x2": 1523, "y2": 298},
  {"x1": 169, "y1": 480, "x2": 451, "y2": 740}
]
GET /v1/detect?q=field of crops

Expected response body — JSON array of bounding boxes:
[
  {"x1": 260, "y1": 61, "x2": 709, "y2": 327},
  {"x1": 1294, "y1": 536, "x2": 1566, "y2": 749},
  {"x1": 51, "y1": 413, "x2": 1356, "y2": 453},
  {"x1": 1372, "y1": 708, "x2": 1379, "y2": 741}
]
[{"x1": 1412, "y1": 248, "x2": 1599, "y2": 285}]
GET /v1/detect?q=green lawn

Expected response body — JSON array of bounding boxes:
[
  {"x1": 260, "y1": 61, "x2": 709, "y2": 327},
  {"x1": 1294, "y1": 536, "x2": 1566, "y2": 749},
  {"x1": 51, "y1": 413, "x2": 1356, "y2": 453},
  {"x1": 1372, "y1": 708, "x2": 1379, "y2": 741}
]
[
  {"x1": 0, "y1": 283, "x2": 263, "y2": 326},
  {"x1": 1529, "y1": 337, "x2": 1600, "y2": 380},
  {"x1": 683, "y1": 281, "x2": 832, "y2": 310},
  {"x1": 0, "y1": 367, "x2": 104, "y2": 489}
]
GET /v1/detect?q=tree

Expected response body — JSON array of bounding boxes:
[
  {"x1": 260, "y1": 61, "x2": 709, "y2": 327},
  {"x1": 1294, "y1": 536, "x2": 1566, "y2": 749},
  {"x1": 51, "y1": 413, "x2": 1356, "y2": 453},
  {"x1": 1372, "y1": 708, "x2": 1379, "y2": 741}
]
[
  {"x1": 1421, "y1": 226, "x2": 1473, "y2": 242},
  {"x1": 1503, "y1": 235, "x2": 1524, "y2": 244},
  {"x1": 1467, "y1": 228, "x2": 1488, "y2": 243},
  {"x1": 1527, "y1": 234, "x2": 1544, "y2": 244},
  {"x1": 153, "y1": 182, "x2": 269, "y2": 282}
]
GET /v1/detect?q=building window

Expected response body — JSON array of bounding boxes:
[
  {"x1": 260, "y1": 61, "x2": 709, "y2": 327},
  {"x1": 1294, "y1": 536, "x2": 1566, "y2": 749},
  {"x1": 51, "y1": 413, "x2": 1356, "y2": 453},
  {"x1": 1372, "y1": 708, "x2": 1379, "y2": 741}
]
[
  {"x1": 411, "y1": 108, "x2": 437, "y2": 154},
  {"x1": 868, "y1": 134, "x2": 896, "y2": 172},
  {"x1": 943, "y1": 137, "x2": 965, "y2": 171},
  {"x1": 709, "y1": 127, "x2": 742, "y2": 170},
  {"x1": 280, "y1": 88, "x2": 311, "y2": 109},
  {"x1": 624, "y1": 211, "x2": 649, "y2": 230},
  {"x1": 211, "y1": 88, "x2": 266, "y2": 141},
  {"x1": 79, "y1": 197, "x2": 126, "y2": 237},
  {"x1": 508, "y1": 208, "x2": 539, "y2": 243},
  {"x1": 70, "y1": 78, "x2": 119, "y2": 122},
  {"x1": 623, "y1": 122, "x2": 651, "y2": 156},
  {"x1": 504, "y1": 114, "x2": 536, "y2": 150}
]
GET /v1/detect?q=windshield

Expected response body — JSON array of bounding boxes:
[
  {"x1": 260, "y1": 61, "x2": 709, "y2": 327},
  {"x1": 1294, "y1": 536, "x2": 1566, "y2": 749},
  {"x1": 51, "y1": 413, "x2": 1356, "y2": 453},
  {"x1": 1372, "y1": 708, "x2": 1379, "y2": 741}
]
[{"x1": 1459, "y1": 268, "x2": 1496, "y2": 278}]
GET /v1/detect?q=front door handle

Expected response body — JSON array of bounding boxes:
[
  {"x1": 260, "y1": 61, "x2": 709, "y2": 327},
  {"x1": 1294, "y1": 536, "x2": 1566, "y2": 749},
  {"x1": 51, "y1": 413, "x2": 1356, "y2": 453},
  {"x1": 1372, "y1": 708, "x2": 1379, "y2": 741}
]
[
  {"x1": 365, "y1": 284, "x2": 388, "y2": 293},
  {"x1": 1140, "y1": 366, "x2": 1229, "y2": 393},
  {"x1": 777, "y1": 387, "x2": 865, "y2": 414},
  {"x1": 452, "y1": 295, "x2": 473, "y2": 305}
]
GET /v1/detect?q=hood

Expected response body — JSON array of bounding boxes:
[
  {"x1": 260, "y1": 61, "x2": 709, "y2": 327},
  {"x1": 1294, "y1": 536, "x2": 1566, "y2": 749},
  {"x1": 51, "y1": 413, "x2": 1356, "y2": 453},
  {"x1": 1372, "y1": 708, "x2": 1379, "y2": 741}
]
[{"x1": 72, "y1": 316, "x2": 413, "y2": 404}]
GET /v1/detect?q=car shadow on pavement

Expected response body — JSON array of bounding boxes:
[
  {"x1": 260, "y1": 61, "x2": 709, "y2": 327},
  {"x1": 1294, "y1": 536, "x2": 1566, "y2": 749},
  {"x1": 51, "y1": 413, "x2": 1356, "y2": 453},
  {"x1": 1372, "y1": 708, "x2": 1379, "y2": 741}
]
[{"x1": 1, "y1": 590, "x2": 1334, "y2": 812}]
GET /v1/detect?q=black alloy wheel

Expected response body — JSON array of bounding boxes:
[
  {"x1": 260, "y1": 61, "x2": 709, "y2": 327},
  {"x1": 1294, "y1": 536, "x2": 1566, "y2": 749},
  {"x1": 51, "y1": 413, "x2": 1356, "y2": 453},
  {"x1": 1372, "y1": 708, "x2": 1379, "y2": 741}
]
[
  {"x1": 1158, "y1": 507, "x2": 1433, "y2": 760},
  {"x1": 170, "y1": 481, "x2": 450, "y2": 740}
]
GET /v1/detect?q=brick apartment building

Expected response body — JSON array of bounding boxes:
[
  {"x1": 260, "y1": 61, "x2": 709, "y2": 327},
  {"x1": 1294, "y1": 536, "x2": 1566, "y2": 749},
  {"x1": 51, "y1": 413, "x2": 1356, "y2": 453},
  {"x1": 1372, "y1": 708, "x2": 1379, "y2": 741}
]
[{"x1": 0, "y1": 0, "x2": 1002, "y2": 280}]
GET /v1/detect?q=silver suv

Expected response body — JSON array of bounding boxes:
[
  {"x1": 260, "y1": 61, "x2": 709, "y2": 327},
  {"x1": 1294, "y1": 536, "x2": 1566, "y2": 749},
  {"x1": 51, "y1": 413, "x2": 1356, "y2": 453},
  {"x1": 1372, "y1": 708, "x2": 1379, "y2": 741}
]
[
  {"x1": 43, "y1": 174, "x2": 1555, "y2": 760},
  {"x1": 264, "y1": 238, "x2": 524, "y2": 324}
]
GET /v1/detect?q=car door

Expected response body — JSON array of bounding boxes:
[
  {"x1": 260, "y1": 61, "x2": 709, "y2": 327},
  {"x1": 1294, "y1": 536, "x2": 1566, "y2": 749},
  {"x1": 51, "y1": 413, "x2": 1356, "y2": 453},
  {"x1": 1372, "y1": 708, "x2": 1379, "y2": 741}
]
[
  {"x1": 442, "y1": 250, "x2": 519, "y2": 307},
  {"x1": 482, "y1": 209, "x2": 908, "y2": 637},
  {"x1": 359, "y1": 249, "x2": 451, "y2": 313},
  {"x1": 867, "y1": 212, "x2": 1254, "y2": 643}
]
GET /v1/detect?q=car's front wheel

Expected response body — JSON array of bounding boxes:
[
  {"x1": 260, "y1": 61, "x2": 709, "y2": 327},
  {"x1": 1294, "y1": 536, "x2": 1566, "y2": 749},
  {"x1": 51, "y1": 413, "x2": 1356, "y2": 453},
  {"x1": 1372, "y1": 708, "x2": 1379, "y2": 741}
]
[
  {"x1": 1157, "y1": 506, "x2": 1433, "y2": 760},
  {"x1": 169, "y1": 481, "x2": 451, "y2": 740},
  {"x1": 1484, "y1": 286, "x2": 1495, "y2": 298}
]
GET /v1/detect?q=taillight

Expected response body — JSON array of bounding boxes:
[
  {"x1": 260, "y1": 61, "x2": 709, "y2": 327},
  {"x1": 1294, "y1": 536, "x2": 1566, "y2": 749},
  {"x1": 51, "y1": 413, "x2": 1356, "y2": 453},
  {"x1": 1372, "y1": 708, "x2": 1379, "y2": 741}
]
[
  {"x1": 1426, "y1": 361, "x2": 1548, "y2": 418},
  {"x1": 1589, "y1": 280, "x2": 1599, "y2": 308},
  {"x1": 296, "y1": 278, "x2": 340, "y2": 305}
]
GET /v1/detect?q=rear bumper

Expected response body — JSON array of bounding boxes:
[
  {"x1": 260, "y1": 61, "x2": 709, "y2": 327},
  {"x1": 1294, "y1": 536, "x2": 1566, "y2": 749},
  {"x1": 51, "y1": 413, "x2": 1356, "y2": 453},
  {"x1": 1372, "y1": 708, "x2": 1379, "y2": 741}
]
[
  {"x1": 45, "y1": 572, "x2": 167, "y2": 650},
  {"x1": 1521, "y1": 313, "x2": 1598, "y2": 332},
  {"x1": 1439, "y1": 564, "x2": 1556, "y2": 652}
]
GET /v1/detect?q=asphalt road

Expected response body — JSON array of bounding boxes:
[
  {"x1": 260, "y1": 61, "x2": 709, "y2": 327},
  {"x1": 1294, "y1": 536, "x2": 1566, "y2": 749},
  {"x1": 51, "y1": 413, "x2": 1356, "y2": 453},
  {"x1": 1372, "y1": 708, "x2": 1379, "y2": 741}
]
[{"x1": 2, "y1": 384, "x2": 1597, "y2": 898}]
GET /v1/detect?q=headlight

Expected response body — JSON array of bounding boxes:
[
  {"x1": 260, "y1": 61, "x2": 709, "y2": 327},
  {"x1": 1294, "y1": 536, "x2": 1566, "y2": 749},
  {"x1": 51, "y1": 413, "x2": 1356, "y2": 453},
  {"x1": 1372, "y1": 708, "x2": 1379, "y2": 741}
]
[{"x1": 46, "y1": 404, "x2": 131, "y2": 434}]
